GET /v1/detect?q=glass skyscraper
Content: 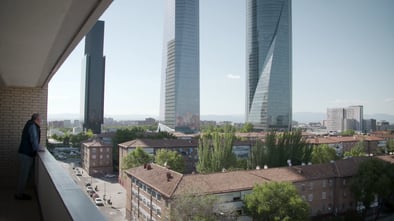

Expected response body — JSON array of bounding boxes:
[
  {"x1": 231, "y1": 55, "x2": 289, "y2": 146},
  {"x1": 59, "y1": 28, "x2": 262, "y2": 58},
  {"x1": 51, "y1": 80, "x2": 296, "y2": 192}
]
[
  {"x1": 160, "y1": 0, "x2": 200, "y2": 133},
  {"x1": 81, "y1": 20, "x2": 105, "y2": 134},
  {"x1": 246, "y1": 0, "x2": 292, "y2": 131}
]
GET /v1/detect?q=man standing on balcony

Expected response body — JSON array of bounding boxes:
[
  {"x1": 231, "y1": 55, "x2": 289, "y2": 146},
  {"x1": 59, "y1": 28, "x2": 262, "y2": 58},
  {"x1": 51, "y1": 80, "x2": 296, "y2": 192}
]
[{"x1": 15, "y1": 113, "x2": 42, "y2": 200}]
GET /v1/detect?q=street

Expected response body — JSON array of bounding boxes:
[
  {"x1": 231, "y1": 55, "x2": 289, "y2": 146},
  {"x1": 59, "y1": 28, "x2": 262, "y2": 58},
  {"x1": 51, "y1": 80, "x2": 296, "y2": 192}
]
[{"x1": 59, "y1": 160, "x2": 126, "y2": 221}]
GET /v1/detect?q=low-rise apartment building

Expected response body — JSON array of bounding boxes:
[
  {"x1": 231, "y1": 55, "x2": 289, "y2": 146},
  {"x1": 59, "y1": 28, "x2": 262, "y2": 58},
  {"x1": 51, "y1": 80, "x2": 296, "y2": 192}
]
[
  {"x1": 306, "y1": 135, "x2": 385, "y2": 155},
  {"x1": 81, "y1": 137, "x2": 113, "y2": 176},
  {"x1": 124, "y1": 156, "x2": 394, "y2": 221}
]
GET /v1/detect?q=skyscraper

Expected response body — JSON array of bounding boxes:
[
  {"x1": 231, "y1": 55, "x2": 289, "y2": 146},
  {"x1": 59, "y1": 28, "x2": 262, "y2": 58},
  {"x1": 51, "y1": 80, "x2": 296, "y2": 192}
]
[
  {"x1": 246, "y1": 0, "x2": 292, "y2": 131},
  {"x1": 159, "y1": 0, "x2": 200, "y2": 133},
  {"x1": 81, "y1": 20, "x2": 105, "y2": 134}
]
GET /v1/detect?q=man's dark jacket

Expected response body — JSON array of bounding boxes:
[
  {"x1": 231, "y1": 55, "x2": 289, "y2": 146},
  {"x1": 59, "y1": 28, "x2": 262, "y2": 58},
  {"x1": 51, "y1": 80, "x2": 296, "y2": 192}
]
[{"x1": 18, "y1": 120, "x2": 40, "y2": 157}]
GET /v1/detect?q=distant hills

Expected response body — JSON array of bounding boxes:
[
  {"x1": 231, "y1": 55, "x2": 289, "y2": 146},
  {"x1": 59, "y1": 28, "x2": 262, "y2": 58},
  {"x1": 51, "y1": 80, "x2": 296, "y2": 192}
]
[{"x1": 48, "y1": 112, "x2": 394, "y2": 124}]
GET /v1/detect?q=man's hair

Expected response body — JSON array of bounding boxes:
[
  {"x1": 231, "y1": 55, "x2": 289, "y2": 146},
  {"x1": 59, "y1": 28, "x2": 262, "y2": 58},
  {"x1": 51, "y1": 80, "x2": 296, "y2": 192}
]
[{"x1": 31, "y1": 113, "x2": 40, "y2": 121}]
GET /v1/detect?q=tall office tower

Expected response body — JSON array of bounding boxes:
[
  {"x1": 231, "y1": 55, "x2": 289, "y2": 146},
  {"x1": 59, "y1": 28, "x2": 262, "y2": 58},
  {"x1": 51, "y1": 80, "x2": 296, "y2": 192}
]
[
  {"x1": 246, "y1": 0, "x2": 292, "y2": 131},
  {"x1": 81, "y1": 20, "x2": 105, "y2": 134},
  {"x1": 159, "y1": 0, "x2": 200, "y2": 133}
]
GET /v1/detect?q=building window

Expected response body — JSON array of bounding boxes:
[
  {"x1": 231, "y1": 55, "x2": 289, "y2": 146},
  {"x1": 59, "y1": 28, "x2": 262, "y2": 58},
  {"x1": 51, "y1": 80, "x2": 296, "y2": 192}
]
[
  {"x1": 309, "y1": 182, "x2": 314, "y2": 190},
  {"x1": 343, "y1": 179, "x2": 346, "y2": 186},
  {"x1": 308, "y1": 194, "x2": 313, "y2": 202},
  {"x1": 233, "y1": 196, "x2": 241, "y2": 201},
  {"x1": 322, "y1": 180, "x2": 327, "y2": 188},
  {"x1": 301, "y1": 184, "x2": 305, "y2": 191},
  {"x1": 92, "y1": 154, "x2": 96, "y2": 159},
  {"x1": 328, "y1": 179, "x2": 333, "y2": 187},
  {"x1": 343, "y1": 191, "x2": 347, "y2": 198},
  {"x1": 322, "y1": 192, "x2": 326, "y2": 200}
]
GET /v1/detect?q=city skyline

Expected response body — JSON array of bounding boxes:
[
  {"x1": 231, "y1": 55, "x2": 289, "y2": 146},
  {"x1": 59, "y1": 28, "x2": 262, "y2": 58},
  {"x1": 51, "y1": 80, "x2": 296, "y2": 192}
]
[
  {"x1": 246, "y1": 0, "x2": 292, "y2": 130},
  {"x1": 48, "y1": 0, "x2": 394, "y2": 122}
]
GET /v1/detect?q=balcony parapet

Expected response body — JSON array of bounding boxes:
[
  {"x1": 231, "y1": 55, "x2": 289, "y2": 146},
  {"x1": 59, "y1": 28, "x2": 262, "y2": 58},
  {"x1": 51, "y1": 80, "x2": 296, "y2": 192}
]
[{"x1": 36, "y1": 150, "x2": 107, "y2": 221}]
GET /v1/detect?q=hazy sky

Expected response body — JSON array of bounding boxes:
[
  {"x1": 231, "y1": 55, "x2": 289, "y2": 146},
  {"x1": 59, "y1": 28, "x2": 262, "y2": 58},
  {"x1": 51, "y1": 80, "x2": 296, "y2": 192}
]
[{"x1": 48, "y1": 0, "x2": 394, "y2": 119}]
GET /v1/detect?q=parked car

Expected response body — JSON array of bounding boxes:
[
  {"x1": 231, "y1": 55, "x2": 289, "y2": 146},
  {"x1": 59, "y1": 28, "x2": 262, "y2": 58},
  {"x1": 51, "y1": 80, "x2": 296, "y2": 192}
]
[
  {"x1": 86, "y1": 186, "x2": 94, "y2": 192},
  {"x1": 95, "y1": 198, "x2": 104, "y2": 206}
]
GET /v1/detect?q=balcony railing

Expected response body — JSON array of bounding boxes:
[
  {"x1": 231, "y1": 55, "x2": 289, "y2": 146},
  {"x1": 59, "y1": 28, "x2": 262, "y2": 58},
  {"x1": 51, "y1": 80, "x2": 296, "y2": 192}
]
[{"x1": 36, "y1": 150, "x2": 107, "y2": 221}]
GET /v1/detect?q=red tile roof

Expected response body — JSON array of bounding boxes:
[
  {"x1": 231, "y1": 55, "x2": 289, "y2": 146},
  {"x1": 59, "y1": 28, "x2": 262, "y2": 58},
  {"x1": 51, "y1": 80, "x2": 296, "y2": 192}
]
[
  {"x1": 119, "y1": 138, "x2": 198, "y2": 149},
  {"x1": 125, "y1": 164, "x2": 183, "y2": 198},
  {"x1": 173, "y1": 170, "x2": 267, "y2": 196},
  {"x1": 125, "y1": 156, "x2": 392, "y2": 198}
]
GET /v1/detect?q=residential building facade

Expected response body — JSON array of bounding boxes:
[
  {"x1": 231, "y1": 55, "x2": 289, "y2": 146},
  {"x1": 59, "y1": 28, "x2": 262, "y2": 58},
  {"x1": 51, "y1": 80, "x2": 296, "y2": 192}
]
[
  {"x1": 124, "y1": 156, "x2": 393, "y2": 221},
  {"x1": 81, "y1": 136, "x2": 113, "y2": 176},
  {"x1": 159, "y1": 0, "x2": 200, "y2": 133},
  {"x1": 246, "y1": 0, "x2": 292, "y2": 131},
  {"x1": 81, "y1": 20, "x2": 106, "y2": 134}
]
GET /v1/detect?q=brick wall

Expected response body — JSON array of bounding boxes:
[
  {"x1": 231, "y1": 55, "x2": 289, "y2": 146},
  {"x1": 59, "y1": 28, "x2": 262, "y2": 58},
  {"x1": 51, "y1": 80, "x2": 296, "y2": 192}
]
[{"x1": 0, "y1": 86, "x2": 48, "y2": 187}]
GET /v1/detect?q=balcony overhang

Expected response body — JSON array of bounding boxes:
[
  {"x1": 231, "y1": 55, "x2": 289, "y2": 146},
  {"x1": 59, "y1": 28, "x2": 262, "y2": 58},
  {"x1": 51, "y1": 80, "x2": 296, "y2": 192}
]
[{"x1": 0, "y1": 0, "x2": 112, "y2": 88}]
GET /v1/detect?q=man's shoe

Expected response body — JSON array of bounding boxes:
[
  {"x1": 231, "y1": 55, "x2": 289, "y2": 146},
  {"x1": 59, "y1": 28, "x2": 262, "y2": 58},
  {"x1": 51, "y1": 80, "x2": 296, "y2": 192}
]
[{"x1": 14, "y1": 193, "x2": 32, "y2": 200}]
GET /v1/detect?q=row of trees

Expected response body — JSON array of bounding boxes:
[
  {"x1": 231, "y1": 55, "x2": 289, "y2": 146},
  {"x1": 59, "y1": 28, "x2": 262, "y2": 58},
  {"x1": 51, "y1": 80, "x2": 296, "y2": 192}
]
[
  {"x1": 196, "y1": 132, "x2": 237, "y2": 173},
  {"x1": 249, "y1": 130, "x2": 312, "y2": 169},
  {"x1": 122, "y1": 147, "x2": 185, "y2": 173},
  {"x1": 195, "y1": 130, "x2": 313, "y2": 173},
  {"x1": 50, "y1": 129, "x2": 94, "y2": 147}
]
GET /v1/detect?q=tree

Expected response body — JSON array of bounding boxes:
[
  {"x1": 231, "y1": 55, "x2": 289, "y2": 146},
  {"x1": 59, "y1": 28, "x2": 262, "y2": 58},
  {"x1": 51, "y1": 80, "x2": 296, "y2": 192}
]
[
  {"x1": 249, "y1": 139, "x2": 266, "y2": 169},
  {"x1": 311, "y1": 144, "x2": 338, "y2": 164},
  {"x1": 241, "y1": 123, "x2": 254, "y2": 133},
  {"x1": 350, "y1": 158, "x2": 394, "y2": 220},
  {"x1": 155, "y1": 149, "x2": 185, "y2": 173},
  {"x1": 196, "y1": 132, "x2": 237, "y2": 173},
  {"x1": 170, "y1": 192, "x2": 218, "y2": 221},
  {"x1": 265, "y1": 130, "x2": 312, "y2": 167},
  {"x1": 244, "y1": 182, "x2": 310, "y2": 221},
  {"x1": 344, "y1": 141, "x2": 365, "y2": 157},
  {"x1": 70, "y1": 130, "x2": 94, "y2": 147},
  {"x1": 121, "y1": 147, "x2": 153, "y2": 170},
  {"x1": 387, "y1": 140, "x2": 394, "y2": 153},
  {"x1": 341, "y1": 129, "x2": 355, "y2": 136}
]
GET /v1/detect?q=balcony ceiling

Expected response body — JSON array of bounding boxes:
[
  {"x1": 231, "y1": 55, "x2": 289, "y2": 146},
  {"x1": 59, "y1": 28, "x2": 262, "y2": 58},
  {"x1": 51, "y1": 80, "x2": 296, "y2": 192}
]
[{"x1": 0, "y1": 0, "x2": 112, "y2": 88}]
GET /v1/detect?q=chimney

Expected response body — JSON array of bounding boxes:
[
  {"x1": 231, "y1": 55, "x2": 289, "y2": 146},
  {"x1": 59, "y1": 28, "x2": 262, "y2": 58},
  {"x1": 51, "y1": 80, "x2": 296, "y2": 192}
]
[{"x1": 166, "y1": 172, "x2": 172, "y2": 182}]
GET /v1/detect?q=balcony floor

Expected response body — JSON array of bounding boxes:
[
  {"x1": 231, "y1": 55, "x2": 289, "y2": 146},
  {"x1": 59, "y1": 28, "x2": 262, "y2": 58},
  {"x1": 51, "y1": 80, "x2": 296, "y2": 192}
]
[{"x1": 0, "y1": 187, "x2": 41, "y2": 221}]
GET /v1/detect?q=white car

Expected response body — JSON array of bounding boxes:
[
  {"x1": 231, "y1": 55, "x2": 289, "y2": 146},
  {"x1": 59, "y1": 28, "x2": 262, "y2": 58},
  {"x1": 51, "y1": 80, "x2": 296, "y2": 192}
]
[
  {"x1": 95, "y1": 198, "x2": 104, "y2": 206},
  {"x1": 86, "y1": 186, "x2": 94, "y2": 192}
]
